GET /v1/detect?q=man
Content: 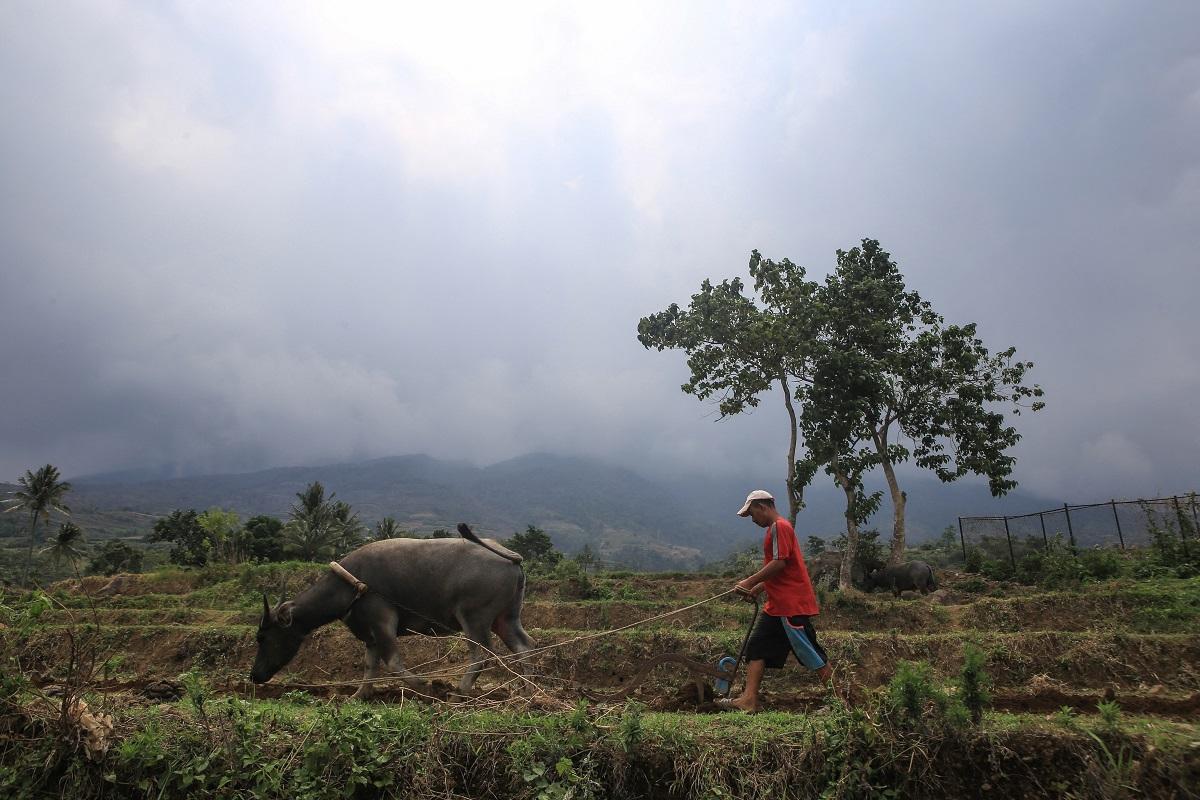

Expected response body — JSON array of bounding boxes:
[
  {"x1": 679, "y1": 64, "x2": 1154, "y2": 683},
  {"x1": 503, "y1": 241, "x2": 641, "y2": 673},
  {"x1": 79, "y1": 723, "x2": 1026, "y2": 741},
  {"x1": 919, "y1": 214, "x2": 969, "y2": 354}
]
[{"x1": 719, "y1": 490, "x2": 834, "y2": 713}]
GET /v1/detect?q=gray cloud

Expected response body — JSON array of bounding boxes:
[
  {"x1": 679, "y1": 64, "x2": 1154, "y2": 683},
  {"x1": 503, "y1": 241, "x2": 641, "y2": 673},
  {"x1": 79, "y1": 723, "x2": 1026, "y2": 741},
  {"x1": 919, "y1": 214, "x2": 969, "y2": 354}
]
[{"x1": 1, "y1": 2, "x2": 1197, "y2": 503}]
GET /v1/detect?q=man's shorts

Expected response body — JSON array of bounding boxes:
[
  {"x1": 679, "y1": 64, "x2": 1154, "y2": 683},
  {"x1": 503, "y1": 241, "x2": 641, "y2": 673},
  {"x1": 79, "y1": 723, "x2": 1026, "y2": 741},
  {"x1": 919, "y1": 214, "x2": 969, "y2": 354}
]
[{"x1": 745, "y1": 613, "x2": 828, "y2": 670}]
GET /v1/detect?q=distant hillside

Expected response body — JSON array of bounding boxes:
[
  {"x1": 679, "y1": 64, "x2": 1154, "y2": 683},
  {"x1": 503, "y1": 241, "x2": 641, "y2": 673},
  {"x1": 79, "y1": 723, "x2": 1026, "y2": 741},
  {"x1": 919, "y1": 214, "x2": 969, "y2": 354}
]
[
  {"x1": 3, "y1": 453, "x2": 1068, "y2": 569},
  {"x1": 65, "y1": 455, "x2": 729, "y2": 569}
]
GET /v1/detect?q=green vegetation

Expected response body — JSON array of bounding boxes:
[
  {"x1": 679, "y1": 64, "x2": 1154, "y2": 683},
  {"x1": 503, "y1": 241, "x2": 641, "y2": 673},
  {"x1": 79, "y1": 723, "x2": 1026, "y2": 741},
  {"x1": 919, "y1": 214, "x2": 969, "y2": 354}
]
[
  {"x1": 3, "y1": 464, "x2": 72, "y2": 584},
  {"x1": 2, "y1": 556, "x2": 1198, "y2": 798},
  {"x1": 0, "y1": 688, "x2": 1194, "y2": 799},
  {"x1": 87, "y1": 540, "x2": 144, "y2": 576}
]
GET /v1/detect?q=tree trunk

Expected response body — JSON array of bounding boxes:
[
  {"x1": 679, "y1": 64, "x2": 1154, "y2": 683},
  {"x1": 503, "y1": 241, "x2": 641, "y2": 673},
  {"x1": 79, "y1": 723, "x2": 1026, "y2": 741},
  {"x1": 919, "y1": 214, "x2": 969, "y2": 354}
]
[
  {"x1": 21, "y1": 509, "x2": 41, "y2": 586},
  {"x1": 875, "y1": 432, "x2": 907, "y2": 566},
  {"x1": 834, "y1": 465, "x2": 860, "y2": 592},
  {"x1": 780, "y1": 376, "x2": 799, "y2": 524}
]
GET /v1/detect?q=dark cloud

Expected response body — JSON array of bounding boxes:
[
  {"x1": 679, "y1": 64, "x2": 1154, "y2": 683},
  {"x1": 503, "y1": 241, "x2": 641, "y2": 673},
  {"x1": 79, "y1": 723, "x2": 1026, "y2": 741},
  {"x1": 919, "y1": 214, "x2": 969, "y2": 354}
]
[{"x1": 1, "y1": 2, "x2": 1197, "y2": 502}]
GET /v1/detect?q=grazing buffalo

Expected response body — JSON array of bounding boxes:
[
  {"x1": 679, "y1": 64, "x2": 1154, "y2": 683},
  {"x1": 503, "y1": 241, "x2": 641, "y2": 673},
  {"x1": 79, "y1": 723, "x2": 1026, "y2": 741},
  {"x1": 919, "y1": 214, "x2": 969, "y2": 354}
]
[
  {"x1": 250, "y1": 524, "x2": 533, "y2": 698},
  {"x1": 865, "y1": 560, "x2": 938, "y2": 598}
]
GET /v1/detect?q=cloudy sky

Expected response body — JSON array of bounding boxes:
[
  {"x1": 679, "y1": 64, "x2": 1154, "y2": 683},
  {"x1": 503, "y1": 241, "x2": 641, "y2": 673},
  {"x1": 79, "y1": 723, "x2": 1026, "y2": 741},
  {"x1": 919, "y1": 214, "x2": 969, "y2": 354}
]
[{"x1": 1, "y1": 1, "x2": 1197, "y2": 502}]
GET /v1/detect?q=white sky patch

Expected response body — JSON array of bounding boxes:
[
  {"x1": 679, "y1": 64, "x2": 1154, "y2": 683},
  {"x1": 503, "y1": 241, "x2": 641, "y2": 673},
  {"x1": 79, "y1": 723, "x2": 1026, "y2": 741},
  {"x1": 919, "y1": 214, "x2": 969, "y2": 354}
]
[{"x1": 109, "y1": 90, "x2": 236, "y2": 179}]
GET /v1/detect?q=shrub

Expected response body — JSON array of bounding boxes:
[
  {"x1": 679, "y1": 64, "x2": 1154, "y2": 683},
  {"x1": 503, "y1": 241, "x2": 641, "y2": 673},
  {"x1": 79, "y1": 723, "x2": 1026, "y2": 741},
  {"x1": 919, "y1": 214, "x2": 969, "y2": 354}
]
[
  {"x1": 964, "y1": 547, "x2": 983, "y2": 574},
  {"x1": 958, "y1": 644, "x2": 992, "y2": 724},
  {"x1": 554, "y1": 560, "x2": 602, "y2": 600},
  {"x1": 979, "y1": 558, "x2": 1014, "y2": 582},
  {"x1": 885, "y1": 660, "x2": 949, "y2": 727},
  {"x1": 1078, "y1": 548, "x2": 1127, "y2": 581},
  {"x1": 1097, "y1": 700, "x2": 1122, "y2": 731},
  {"x1": 958, "y1": 576, "x2": 987, "y2": 594}
]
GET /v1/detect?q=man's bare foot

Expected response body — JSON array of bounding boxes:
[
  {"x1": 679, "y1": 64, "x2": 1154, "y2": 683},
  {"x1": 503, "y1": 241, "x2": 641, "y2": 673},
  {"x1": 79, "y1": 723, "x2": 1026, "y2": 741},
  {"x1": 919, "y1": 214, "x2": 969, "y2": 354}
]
[{"x1": 716, "y1": 696, "x2": 758, "y2": 713}]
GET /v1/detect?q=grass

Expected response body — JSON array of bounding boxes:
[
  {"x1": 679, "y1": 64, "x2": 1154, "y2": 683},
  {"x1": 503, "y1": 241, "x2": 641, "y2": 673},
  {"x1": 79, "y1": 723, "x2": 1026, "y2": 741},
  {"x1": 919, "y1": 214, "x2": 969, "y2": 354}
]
[{"x1": 2, "y1": 694, "x2": 1196, "y2": 799}]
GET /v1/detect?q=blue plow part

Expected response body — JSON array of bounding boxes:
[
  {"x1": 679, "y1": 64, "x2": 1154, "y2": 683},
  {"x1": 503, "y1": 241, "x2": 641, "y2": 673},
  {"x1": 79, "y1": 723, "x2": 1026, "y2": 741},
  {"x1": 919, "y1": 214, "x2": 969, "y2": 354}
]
[
  {"x1": 713, "y1": 655, "x2": 739, "y2": 695},
  {"x1": 783, "y1": 619, "x2": 827, "y2": 670}
]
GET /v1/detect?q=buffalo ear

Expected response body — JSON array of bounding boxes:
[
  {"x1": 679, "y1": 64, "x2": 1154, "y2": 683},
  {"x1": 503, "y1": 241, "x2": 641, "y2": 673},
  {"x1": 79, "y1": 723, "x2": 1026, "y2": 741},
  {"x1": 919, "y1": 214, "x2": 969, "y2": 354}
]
[{"x1": 277, "y1": 601, "x2": 294, "y2": 628}]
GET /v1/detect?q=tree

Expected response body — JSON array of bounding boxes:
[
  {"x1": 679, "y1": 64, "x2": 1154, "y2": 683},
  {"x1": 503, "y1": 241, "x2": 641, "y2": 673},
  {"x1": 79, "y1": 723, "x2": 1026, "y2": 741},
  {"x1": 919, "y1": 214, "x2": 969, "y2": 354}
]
[
  {"x1": 87, "y1": 540, "x2": 144, "y2": 576},
  {"x1": 805, "y1": 536, "x2": 826, "y2": 558},
  {"x1": 150, "y1": 509, "x2": 209, "y2": 567},
  {"x1": 198, "y1": 508, "x2": 243, "y2": 564},
  {"x1": 818, "y1": 240, "x2": 1043, "y2": 565},
  {"x1": 373, "y1": 517, "x2": 404, "y2": 541},
  {"x1": 574, "y1": 543, "x2": 598, "y2": 571},
  {"x1": 431, "y1": 528, "x2": 454, "y2": 539},
  {"x1": 243, "y1": 515, "x2": 285, "y2": 562},
  {"x1": 505, "y1": 525, "x2": 562, "y2": 567},
  {"x1": 638, "y1": 254, "x2": 823, "y2": 522},
  {"x1": 283, "y1": 482, "x2": 340, "y2": 562},
  {"x1": 41, "y1": 521, "x2": 87, "y2": 573},
  {"x1": 330, "y1": 500, "x2": 365, "y2": 555},
  {"x1": 5, "y1": 464, "x2": 73, "y2": 585}
]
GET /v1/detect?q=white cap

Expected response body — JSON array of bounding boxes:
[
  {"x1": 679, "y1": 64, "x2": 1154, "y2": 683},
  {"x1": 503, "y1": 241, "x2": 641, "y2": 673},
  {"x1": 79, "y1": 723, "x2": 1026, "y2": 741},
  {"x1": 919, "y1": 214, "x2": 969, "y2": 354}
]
[{"x1": 736, "y1": 490, "x2": 774, "y2": 517}]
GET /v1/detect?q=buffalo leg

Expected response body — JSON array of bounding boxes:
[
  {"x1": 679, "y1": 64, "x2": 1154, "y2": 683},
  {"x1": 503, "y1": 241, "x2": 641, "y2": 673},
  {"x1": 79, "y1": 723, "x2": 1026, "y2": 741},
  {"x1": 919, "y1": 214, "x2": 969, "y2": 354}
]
[
  {"x1": 352, "y1": 647, "x2": 384, "y2": 700},
  {"x1": 494, "y1": 613, "x2": 533, "y2": 655},
  {"x1": 353, "y1": 612, "x2": 420, "y2": 700},
  {"x1": 493, "y1": 614, "x2": 535, "y2": 695},
  {"x1": 455, "y1": 613, "x2": 495, "y2": 694}
]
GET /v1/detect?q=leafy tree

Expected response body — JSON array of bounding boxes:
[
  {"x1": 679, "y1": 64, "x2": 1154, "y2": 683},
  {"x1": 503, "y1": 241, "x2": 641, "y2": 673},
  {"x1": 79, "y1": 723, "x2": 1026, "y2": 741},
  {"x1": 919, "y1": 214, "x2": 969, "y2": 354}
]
[
  {"x1": 373, "y1": 517, "x2": 403, "y2": 541},
  {"x1": 431, "y1": 528, "x2": 454, "y2": 539},
  {"x1": 283, "y1": 482, "x2": 340, "y2": 562},
  {"x1": 637, "y1": 254, "x2": 823, "y2": 522},
  {"x1": 242, "y1": 515, "x2": 285, "y2": 562},
  {"x1": 796, "y1": 333, "x2": 885, "y2": 591},
  {"x1": 40, "y1": 521, "x2": 87, "y2": 573},
  {"x1": 197, "y1": 508, "x2": 243, "y2": 564},
  {"x1": 4, "y1": 464, "x2": 72, "y2": 585},
  {"x1": 505, "y1": 525, "x2": 562, "y2": 567},
  {"x1": 817, "y1": 240, "x2": 1043, "y2": 564},
  {"x1": 87, "y1": 540, "x2": 144, "y2": 576},
  {"x1": 330, "y1": 500, "x2": 365, "y2": 555},
  {"x1": 574, "y1": 543, "x2": 598, "y2": 571},
  {"x1": 150, "y1": 509, "x2": 209, "y2": 567},
  {"x1": 805, "y1": 536, "x2": 826, "y2": 558}
]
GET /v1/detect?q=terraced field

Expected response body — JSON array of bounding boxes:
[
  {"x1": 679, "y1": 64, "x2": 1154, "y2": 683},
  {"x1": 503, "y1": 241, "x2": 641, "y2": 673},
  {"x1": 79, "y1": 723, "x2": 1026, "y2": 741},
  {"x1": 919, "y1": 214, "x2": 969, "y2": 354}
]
[
  {"x1": 21, "y1": 569, "x2": 1200, "y2": 710},
  {"x1": 4, "y1": 566, "x2": 1199, "y2": 797}
]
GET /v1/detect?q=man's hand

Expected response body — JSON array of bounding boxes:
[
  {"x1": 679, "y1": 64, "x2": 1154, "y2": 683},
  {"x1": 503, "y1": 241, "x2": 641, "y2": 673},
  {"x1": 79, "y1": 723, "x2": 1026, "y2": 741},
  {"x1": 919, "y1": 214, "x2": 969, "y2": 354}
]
[{"x1": 734, "y1": 580, "x2": 759, "y2": 601}]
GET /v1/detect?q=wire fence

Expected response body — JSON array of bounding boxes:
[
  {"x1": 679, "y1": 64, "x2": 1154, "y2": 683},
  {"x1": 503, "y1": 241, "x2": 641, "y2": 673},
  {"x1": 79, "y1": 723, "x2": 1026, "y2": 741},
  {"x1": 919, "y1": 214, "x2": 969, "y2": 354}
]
[{"x1": 958, "y1": 493, "x2": 1198, "y2": 569}]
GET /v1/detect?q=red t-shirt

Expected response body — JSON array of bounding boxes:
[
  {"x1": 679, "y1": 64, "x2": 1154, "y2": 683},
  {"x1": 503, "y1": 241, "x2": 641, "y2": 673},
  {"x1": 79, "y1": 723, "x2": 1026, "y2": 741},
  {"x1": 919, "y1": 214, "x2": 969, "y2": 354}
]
[{"x1": 761, "y1": 518, "x2": 819, "y2": 617}]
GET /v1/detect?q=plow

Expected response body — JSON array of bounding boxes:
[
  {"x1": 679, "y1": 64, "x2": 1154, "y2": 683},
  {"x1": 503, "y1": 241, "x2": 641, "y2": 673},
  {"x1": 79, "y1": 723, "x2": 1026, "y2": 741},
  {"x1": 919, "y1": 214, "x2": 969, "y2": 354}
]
[{"x1": 580, "y1": 598, "x2": 760, "y2": 704}]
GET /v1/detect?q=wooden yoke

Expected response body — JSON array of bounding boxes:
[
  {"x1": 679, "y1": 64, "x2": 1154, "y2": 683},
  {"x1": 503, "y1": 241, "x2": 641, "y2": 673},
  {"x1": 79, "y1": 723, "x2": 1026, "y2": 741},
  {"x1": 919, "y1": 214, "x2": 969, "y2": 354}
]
[{"x1": 329, "y1": 561, "x2": 368, "y2": 598}]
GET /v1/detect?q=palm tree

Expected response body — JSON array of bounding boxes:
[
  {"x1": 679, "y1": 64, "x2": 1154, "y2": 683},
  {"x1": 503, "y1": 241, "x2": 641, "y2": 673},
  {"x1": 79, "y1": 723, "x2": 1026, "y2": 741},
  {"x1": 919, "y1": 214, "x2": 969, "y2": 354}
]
[
  {"x1": 283, "y1": 482, "x2": 339, "y2": 561},
  {"x1": 330, "y1": 500, "x2": 365, "y2": 555},
  {"x1": 5, "y1": 464, "x2": 72, "y2": 585},
  {"x1": 41, "y1": 521, "x2": 87, "y2": 575},
  {"x1": 373, "y1": 517, "x2": 402, "y2": 541}
]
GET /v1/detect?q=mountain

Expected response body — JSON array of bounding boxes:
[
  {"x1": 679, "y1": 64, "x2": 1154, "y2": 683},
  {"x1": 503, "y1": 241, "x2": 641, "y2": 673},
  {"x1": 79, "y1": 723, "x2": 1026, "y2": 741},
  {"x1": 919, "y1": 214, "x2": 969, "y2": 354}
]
[
  {"x1": 8, "y1": 453, "x2": 1071, "y2": 569},
  {"x1": 64, "y1": 454, "x2": 729, "y2": 568}
]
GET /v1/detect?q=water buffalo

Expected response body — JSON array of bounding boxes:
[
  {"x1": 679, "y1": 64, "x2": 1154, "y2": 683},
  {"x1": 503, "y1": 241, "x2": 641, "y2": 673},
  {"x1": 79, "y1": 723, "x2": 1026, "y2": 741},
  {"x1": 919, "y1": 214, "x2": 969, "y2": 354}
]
[
  {"x1": 865, "y1": 560, "x2": 938, "y2": 598},
  {"x1": 250, "y1": 525, "x2": 533, "y2": 698}
]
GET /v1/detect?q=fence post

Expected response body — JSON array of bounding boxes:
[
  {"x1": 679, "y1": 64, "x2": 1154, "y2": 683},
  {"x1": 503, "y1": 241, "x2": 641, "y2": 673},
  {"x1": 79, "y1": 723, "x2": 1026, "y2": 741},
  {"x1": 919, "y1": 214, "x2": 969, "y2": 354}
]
[
  {"x1": 1002, "y1": 516, "x2": 1016, "y2": 570},
  {"x1": 1063, "y1": 503, "x2": 1077, "y2": 555},
  {"x1": 1172, "y1": 496, "x2": 1191, "y2": 559},
  {"x1": 958, "y1": 517, "x2": 967, "y2": 562},
  {"x1": 1111, "y1": 500, "x2": 1125, "y2": 550},
  {"x1": 1039, "y1": 513, "x2": 1048, "y2": 548}
]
